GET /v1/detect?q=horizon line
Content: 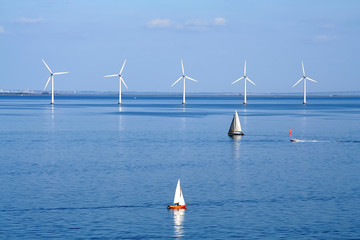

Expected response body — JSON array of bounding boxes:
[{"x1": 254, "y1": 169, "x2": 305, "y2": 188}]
[{"x1": 1, "y1": 90, "x2": 359, "y2": 97}]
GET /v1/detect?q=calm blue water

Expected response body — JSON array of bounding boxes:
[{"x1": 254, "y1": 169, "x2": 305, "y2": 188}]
[{"x1": 1, "y1": 95, "x2": 360, "y2": 239}]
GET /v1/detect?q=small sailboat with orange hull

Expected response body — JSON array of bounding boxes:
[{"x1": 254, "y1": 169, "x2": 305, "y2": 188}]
[{"x1": 168, "y1": 179, "x2": 187, "y2": 209}]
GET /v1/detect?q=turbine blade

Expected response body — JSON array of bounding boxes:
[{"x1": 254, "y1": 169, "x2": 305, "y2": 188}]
[
  {"x1": 306, "y1": 77, "x2": 317, "y2": 83},
  {"x1": 171, "y1": 76, "x2": 183, "y2": 87},
  {"x1": 292, "y1": 77, "x2": 303, "y2": 87},
  {"x1": 53, "y1": 72, "x2": 69, "y2": 75},
  {"x1": 181, "y1": 59, "x2": 185, "y2": 75},
  {"x1": 302, "y1": 61, "x2": 305, "y2": 76},
  {"x1": 246, "y1": 77, "x2": 256, "y2": 86},
  {"x1": 104, "y1": 74, "x2": 118, "y2": 77},
  {"x1": 120, "y1": 59, "x2": 127, "y2": 74},
  {"x1": 44, "y1": 76, "x2": 51, "y2": 90},
  {"x1": 121, "y1": 77, "x2": 128, "y2": 89},
  {"x1": 244, "y1": 60, "x2": 247, "y2": 76},
  {"x1": 232, "y1": 76, "x2": 244, "y2": 85},
  {"x1": 185, "y1": 76, "x2": 198, "y2": 82},
  {"x1": 42, "y1": 59, "x2": 52, "y2": 73}
]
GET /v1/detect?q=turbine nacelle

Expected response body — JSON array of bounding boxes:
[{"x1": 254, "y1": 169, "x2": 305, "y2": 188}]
[
  {"x1": 292, "y1": 62, "x2": 317, "y2": 88},
  {"x1": 42, "y1": 59, "x2": 69, "y2": 90},
  {"x1": 171, "y1": 60, "x2": 198, "y2": 87}
]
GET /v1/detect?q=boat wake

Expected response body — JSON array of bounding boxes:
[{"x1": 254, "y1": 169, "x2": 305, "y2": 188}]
[{"x1": 290, "y1": 139, "x2": 360, "y2": 143}]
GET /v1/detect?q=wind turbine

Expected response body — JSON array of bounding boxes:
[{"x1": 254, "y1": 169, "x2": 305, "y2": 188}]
[
  {"x1": 42, "y1": 59, "x2": 69, "y2": 105},
  {"x1": 171, "y1": 59, "x2": 198, "y2": 104},
  {"x1": 104, "y1": 59, "x2": 128, "y2": 104},
  {"x1": 292, "y1": 61, "x2": 317, "y2": 104},
  {"x1": 232, "y1": 60, "x2": 256, "y2": 104}
]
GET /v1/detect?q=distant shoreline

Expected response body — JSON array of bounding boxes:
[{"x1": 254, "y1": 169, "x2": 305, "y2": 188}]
[{"x1": 0, "y1": 91, "x2": 360, "y2": 97}]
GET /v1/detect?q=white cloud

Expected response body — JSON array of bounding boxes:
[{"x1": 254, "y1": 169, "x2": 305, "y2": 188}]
[
  {"x1": 185, "y1": 19, "x2": 208, "y2": 27},
  {"x1": 213, "y1": 17, "x2": 227, "y2": 26},
  {"x1": 322, "y1": 23, "x2": 335, "y2": 29},
  {"x1": 147, "y1": 17, "x2": 227, "y2": 31},
  {"x1": 17, "y1": 17, "x2": 45, "y2": 23},
  {"x1": 184, "y1": 19, "x2": 209, "y2": 31},
  {"x1": 147, "y1": 18, "x2": 172, "y2": 28},
  {"x1": 314, "y1": 34, "x2": 336, "y2": 42},
  {"x1": 0, "y1": 26, "x2": 4, "y2": 34}
]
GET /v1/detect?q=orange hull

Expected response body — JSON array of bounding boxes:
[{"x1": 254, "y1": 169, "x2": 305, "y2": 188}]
[{"x1": 168, "y1": 204, "x2": 187, "y2": 209}]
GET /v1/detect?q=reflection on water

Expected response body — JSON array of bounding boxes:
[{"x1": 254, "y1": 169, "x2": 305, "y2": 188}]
[
  {"x1": 300, "y1": 109, "x2": 309, "y2": 130},
  {"x1": 118, "y1": 106, "x2": 124, "y2": 131},
  {"x1": 48, "y1": 105, "x2": 55, "y2": 130},
  {"x1": 229, "y1": 135, "x2": 242, "y2": 160},
  {"x1": 172, "y1": 209, "x2": 185, "y2": 238},
  {"x1": 118, "y1": 115, "x2": 124, "y2": 131},
  {"x1": 180, "y1": 107, "x2": 187, "y2": 130},
  {"x1": 229, "y1": 135, "x2": 243, "y2": 141}
]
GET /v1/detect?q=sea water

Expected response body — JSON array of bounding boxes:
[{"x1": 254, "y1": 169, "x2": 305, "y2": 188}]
[{"x1": 0, "y1": 95, "x2": 360, "y2": 239}]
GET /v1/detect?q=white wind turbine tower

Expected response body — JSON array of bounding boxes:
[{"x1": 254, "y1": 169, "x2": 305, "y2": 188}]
[
  {"x1": 104, "y1": 59, "x2": 128, "y2": 104},
  {"x1": 292, "y1": 61, "x2": 317, "y2": 104},
  {"x1": 42, "y1": 59, "x2": 69, "y2": 105},
  {"x1": 171, "y1": 59, "x2": 198, "y2": 104},
  {"x1": 232, "y1": 60, "x2": 256, "y2": 104}
]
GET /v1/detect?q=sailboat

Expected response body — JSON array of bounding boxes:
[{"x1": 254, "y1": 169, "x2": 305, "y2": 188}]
[
  {"x1": 228, "y1": 110, "x2": 244, "y2": 136},
  {"x1": 168, "y1": 179, "x2": 187, "y2": 209}
]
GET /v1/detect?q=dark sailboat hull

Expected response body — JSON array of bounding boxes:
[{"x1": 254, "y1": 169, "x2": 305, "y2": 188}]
[{"x1": 228, "y1": 131, "x2": 244, "y2": 136}]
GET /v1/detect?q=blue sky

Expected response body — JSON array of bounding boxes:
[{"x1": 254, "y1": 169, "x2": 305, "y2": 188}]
[{"x1": 0, "y1": 0, "x2": 359, "y2": 93}]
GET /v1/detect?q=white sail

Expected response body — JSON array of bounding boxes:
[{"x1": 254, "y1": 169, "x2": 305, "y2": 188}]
[
  {"x1": 228, "y1": 110, "x2": 242, "y2": 133},
  {"x1": 173, "y1": 179, "x2": 185, "y2": 205},
  {"x1": 179, "y1": 190, "x2": 185, "y2": 205},
  {"x1": 173, "y1": 179, "x2": 181, "y2": 204}
]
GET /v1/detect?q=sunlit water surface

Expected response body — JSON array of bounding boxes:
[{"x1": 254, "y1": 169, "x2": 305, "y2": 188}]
[{"x1": 1, "y1": 95, "x2": 360, "y2": 239}]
